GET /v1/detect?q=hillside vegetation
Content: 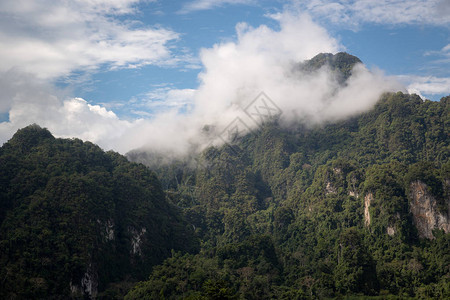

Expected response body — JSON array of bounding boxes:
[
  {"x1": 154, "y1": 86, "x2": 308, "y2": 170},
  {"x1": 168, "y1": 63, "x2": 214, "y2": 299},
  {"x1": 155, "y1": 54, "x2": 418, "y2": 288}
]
[
  {"x1": 0, "y1": 53, "x2": 449, "y2": 299},
  {"x1": 127, "y1": 92, "x2": 450, "y2": 299},
  {"x1": 0, "y1": 125, "x2": 197, "y2": 299}
]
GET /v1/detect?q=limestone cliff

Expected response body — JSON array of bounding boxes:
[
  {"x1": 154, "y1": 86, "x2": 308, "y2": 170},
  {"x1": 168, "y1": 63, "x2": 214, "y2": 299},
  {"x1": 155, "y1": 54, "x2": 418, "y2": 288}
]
[
  {"x1": 364, "y1": 193, "x2": 372, "y2": 227},
  {"x1": 409, "y1": 181, "x2": 449, "y2": 239}
]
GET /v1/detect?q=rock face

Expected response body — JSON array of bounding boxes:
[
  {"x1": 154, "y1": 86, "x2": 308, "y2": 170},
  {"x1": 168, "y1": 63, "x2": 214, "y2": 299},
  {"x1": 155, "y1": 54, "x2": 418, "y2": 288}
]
[
  {"x1": 81, "y1": 265, "x2": 98, "y2": 299},
  {"x1": 409, "y1": 181, "x2": 450, "y2": 239},
  {"x1": 130, "y1": 227, "x2": 147, "y2": 256},
  {"x1": 348, "y1": 190, "x2": 359, "y2": 198},
  {"x1": 325, "y1": 181, "x2": 337, "y2": 195},
  {"x1": 364, "y1": 193, "x2": 373, "y2": 227},
  {"x1": 387, "y1": 226, "x2": 395, "y2": 236},
  {"x1": 70, "y1": 265, "x2": 98, "y2": 299}
]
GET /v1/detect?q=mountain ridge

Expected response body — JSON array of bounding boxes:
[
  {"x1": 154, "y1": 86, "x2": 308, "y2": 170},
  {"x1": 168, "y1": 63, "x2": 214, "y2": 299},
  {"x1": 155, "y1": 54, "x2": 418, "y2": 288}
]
[{"x1": 0, "y1": 55, "x2": 449, "y2": 298}]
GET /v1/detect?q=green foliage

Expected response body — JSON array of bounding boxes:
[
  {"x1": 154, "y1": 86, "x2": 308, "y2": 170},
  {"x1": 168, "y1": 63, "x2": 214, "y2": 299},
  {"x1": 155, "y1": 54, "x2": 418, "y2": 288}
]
[
  {"x1": 335, "y1": 228, "x2": 379, "y2": 295},
  {"x1": 297, "y1": 52, "x2": 362, "y2": 83},
  {"x1": 406, "y1": 161, "x2": 444, "y2": 199},
  {"x1": 128, "y1": 92, "x2": 449, "y2": 299},
  {"x1": 2, "y1": 90, "x2": 450, "y2": 299},
  {"x1": 0, "y1": 125, "x2": 198, "y2": 299}
]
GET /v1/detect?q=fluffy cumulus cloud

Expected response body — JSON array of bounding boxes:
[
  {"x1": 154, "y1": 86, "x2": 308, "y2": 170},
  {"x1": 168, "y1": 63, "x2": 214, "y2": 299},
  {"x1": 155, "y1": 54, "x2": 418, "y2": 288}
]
[
  {"x1": 0, "y1": 10, "x2": 402, "y2": 156},
  {"x1": 296, "y1": 0, "x2": 450, "y2": 27},
  {"x1": 0, "y1": 0, "x2": 187, "y2": 153},
  {"x1": 0, "y1": 0, "x2": 179, "y2": 79},
  {"x1": 128, "y1": 11, "x2": 400, "y2": 155},
  {"x1": 192, "y1": 12, "x2": 401, "y2": 129},
  {"x1": 0, "y1": 71, "x2": 138, "y2": 153}
]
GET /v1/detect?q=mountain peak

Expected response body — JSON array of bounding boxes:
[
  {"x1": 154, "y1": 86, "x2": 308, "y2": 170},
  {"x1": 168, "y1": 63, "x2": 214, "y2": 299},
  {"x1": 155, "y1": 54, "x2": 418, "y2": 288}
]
[
  {"x1": 297, "y1": 52, "x2": 363, "y2": 83},
  {"x1": 6, "y1": 124, "x2": 54, "y2": 152}
]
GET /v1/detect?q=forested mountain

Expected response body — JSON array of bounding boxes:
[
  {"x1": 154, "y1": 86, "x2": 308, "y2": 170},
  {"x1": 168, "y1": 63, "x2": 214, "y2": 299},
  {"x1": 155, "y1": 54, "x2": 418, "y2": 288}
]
[
  {"x1": 126, "y1": 92, "x2": 450, "y2": 299},
  {"x1": 0, "y1": 125, "x2": 197, "y2": 299},
  {"x1": 1, "y1": 53, "x2": 449, "y2": 299}
]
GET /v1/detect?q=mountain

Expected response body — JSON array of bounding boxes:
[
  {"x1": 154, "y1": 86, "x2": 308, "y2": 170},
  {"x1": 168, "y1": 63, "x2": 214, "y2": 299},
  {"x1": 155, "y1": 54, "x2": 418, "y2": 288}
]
[
  {"x1": 0, "y1": 125, "x2": 198, "y2": 299},
  {"x1": 126, "y1": 92, "x2": 450, "y2": 299},
  {"x1": 296, "y1": 52, "x2": 362, "y2": 83},
  {"x1": 1, "y1": 53, "x2": 449, "y2": 299}
]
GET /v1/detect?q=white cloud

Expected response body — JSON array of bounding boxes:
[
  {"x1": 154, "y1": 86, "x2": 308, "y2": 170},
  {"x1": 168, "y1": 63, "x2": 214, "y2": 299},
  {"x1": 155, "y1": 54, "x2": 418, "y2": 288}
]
[
  {"x1": 193, "y1": 12, "x2": 342, "y2": 122},
  {"x1": 425, "y1": 44, "x2": 450, "y2": 57},
  {"x1": 431, "y1": 43, "x2": 450, "y2": 63},
  {"x1": 1, "y1": 10, "x2": 404, "y2": 157},
  {"x1": 295, "y1": 0, "x2": 450, "y2": 27},
  {"x1": 142, "y1": 88, "x2": 197, "y2": 114},
  {"x1": 0, "y1": 72, "x2": 139, "y2": 152},
  {"x1": 397, "y1": 75, "x2": 450, "y2": 99},
  {"x1": 422, "y1": 44, "x2": 450, "y2": 79},
  {"x1": 101, "y1": 87, "x2": 197, "y2": 118},
  {"x1": 179, "y1": 0, "x2": 254, "y2": 13},
  {"x1": 0, "y1": 69, "x2": 200, "y2": 154},
  {"x1": 130, "y1": 11, "x2": 401, "y2": 155},
  {"x1": 0, "y1": 0, "x2": 179, "y2": 79}
]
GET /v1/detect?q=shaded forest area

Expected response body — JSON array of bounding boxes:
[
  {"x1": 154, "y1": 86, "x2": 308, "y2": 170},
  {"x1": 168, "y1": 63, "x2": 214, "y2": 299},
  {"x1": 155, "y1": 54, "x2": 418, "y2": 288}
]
[{"x1": 0, "y1": 125, "x2": 197, "y2": 299}]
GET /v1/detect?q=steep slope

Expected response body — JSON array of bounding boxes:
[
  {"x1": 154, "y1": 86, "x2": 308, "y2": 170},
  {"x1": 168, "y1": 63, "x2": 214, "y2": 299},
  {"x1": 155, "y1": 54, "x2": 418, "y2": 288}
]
[
  {"x1": 0, "y1": 125, "x2": 198, "y2": 299},
  {"x1": 127, "y1": 92, "x2": 450, "y2": 299}
]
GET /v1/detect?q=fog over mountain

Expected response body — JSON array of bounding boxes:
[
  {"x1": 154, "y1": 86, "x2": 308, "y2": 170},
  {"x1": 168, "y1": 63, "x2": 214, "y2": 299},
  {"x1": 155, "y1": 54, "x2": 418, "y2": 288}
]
[
  {"x1": 0, "y1": 11, "x2": 403, "y2": 155},
  {"x1": 1, "y1": 2, "x2": 449, "y2": 299}
]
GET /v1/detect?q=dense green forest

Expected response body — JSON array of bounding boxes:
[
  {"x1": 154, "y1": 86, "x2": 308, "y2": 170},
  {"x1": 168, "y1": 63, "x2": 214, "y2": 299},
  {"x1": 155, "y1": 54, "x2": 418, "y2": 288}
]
[
  {"x1": 0, "y1": 53, "x2": 449, "y2": 299},
  {"x1": 0, "y1": 125, "x2": 197, "y2": 299},
  {"x1": 126, "y1": 92, "x2": 450, "y2": 299}
]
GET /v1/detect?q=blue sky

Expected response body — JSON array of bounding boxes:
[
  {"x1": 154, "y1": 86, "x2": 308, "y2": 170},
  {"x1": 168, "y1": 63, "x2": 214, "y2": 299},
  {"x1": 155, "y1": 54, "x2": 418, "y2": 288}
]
[
  {"x1": 0, "y1": 0, "x2": 449, "y2": 152},
  {"x1": 69, "y1": 0, "x2": 450, "y2": 115}
]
